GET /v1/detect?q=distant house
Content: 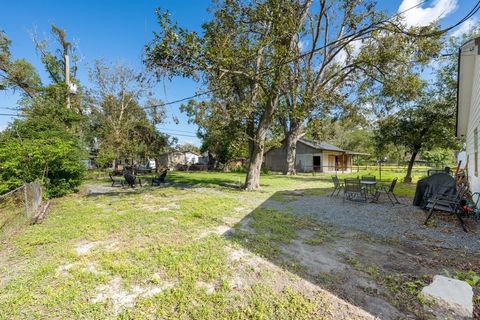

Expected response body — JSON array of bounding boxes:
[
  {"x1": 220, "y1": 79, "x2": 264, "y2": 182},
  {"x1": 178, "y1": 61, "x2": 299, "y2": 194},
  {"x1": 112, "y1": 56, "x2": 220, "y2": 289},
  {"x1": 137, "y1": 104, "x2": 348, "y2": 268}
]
[
  {"x1": 158, "y1": 150, "x2": 200, "y2": 169},
  {"x1": 457, "y1": 36, "x2": 480, "y2": 194},
  {"x1": 264, "y1": 138, "x2": 366, "y2": 173}
]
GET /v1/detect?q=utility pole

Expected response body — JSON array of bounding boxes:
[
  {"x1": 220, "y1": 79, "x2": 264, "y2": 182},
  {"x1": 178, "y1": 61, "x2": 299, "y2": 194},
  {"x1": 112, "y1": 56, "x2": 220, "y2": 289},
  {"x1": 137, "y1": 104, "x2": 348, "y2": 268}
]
[{"x1": 65, "y1": 54, "x2": 70, "y2": 109}]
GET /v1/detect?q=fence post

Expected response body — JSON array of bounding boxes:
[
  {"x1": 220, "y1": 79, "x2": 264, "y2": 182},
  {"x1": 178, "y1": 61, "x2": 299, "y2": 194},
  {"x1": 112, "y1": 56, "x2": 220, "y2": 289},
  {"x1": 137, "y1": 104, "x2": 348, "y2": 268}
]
[{"x1": 23, "y1": 184, "x2": 29, "y2": 218}]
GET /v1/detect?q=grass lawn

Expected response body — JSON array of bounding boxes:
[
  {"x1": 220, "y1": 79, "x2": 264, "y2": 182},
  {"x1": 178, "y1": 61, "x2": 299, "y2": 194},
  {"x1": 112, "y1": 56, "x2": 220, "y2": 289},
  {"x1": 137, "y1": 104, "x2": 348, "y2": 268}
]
[{"x1": 3, "y1": 170, "x2": 476, "y2": 319}]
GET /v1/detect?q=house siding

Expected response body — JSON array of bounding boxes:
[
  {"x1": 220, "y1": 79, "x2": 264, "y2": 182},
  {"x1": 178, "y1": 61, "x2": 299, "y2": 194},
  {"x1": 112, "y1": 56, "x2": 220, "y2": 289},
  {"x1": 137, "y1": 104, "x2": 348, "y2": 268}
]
[
  {"x1": 264, "y1": 140, "x2": 352, "y2": 173},
  {"x1": 466, "y1": 46, "x2": 480, "y2": 194}
]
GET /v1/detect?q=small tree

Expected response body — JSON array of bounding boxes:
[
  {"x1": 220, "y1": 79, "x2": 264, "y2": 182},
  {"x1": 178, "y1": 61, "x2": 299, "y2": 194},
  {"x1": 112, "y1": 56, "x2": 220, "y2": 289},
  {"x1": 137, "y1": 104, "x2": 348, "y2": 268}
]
[{"x1": 375, "y1": 97, "x2": 458, "y2": 182}]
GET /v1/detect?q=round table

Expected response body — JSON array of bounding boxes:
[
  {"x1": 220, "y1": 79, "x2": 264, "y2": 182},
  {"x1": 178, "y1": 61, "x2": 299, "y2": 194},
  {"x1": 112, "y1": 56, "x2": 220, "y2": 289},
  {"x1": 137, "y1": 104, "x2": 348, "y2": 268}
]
[{"x1": 360, "y1": 180, "x2": 376, "y2": 195}]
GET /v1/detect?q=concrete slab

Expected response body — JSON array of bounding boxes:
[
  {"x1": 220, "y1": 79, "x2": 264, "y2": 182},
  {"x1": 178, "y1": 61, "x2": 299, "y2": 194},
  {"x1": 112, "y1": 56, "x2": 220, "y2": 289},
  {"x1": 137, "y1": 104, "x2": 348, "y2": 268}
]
[{"x1": 420, "y1": 275, "x2": 473, "y2": 318}]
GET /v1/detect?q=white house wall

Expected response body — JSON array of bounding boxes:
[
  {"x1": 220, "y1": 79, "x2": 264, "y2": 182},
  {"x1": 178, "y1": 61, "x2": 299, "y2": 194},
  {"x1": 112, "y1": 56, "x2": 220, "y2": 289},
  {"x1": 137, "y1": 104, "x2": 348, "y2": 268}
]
[{"x1": 466, "y1": 45, "x2": 480, "y2": 195}]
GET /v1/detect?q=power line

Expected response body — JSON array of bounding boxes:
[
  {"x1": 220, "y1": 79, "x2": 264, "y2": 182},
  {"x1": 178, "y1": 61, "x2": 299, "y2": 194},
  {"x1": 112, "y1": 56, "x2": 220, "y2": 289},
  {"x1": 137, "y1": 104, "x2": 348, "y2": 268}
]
[
  {"x1": 140, "y1": 0, "x2": 479, "y2": 110},
  {"x1": 159, "y1": 131, "x2": 198, "y2": 138},
  {"x1": 156, "y1": 126, "x2": 198, "y2": 134},
  {"x1": 0, "y1": 113, "x2": 23, "y2": 117}
]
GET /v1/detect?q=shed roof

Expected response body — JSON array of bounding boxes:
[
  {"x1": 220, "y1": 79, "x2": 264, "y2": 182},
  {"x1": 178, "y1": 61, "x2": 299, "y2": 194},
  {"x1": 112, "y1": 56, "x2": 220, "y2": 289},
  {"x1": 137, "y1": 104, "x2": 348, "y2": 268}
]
[{"x1": 299, "y1": 138, "x2": 345, "y2": 152}]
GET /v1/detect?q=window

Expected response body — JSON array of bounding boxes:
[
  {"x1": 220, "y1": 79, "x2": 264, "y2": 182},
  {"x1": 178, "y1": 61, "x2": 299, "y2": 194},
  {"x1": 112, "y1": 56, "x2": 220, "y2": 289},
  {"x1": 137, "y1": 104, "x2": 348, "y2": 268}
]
[{"x1": 474, "y1": 128, "x2": 478, "y2": 177}]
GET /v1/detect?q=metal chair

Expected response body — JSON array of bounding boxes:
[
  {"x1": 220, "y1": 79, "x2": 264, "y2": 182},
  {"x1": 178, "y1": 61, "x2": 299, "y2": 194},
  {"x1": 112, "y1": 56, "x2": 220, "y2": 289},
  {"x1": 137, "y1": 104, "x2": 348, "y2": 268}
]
[
  {"x1": 361, "y1": 175, "x2": 376, "y2": 182},
  {"x1": 424, "y1": 184, "x2": 468, "y2": 232},
  {"x1": 372, "y1": 178, "x2": 400, "y2": 205},
  {"x1": 344, "y1": 178, "x2": 367, "y2": 202},
  {"x1": 109, "y1": 173, "x2": 124, "y2": 187},
  {"x1": 152, "y1": 170, "x2": 168, "y2": 186},
  {"x1": 330, "y1": 176, "x2": 344, "y2": 197}
]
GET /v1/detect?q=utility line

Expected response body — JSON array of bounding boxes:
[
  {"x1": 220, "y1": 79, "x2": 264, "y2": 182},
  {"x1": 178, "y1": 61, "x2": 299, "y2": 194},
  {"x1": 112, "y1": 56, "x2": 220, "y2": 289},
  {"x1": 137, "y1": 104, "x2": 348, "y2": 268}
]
[
  {"x1": 156, "y1": 126, "x2": 198, "y2": 134},
  {"x1": 0, "y1": 113, "x2": 23, "y2": 117},
  {"x1": 0, "y1": 1, "x2": 477, "y2": 115},
  {"x1": 139, "y1": 0, "x2": 479, "y2": 111},
  {"x1": 159, "y1": 131, "x2": 197, "y2": 138}
]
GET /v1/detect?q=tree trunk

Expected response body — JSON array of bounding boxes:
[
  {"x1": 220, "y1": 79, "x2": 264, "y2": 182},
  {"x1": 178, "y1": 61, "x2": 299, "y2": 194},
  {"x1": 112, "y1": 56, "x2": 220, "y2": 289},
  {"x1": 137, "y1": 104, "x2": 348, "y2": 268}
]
[
  {"x1": 244, "y1": 141, "x2": 264, "y2": 190},
  {"x1": 244, "y1": 96, "x2": 278, "y2": 190},
  {"x1": 155, "y1": 157, "x2": 162, "y2": 174},
  {"x1": 404, "y1": 150, "x2": 418, "y2": 183},
  {"x1": 284, "y1": 124, "x2": 302, "y2": 175}
]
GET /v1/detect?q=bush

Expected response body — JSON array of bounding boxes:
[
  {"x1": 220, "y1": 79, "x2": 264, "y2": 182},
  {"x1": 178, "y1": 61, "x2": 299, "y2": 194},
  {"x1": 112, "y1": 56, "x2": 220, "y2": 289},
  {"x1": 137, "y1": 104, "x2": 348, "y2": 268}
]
[
  {"x1": 0, "y1": 131, "x2": 85, "y2": 198},
  {"x1": 0, "y1": 88, "x2": 86, "y2": 198}
]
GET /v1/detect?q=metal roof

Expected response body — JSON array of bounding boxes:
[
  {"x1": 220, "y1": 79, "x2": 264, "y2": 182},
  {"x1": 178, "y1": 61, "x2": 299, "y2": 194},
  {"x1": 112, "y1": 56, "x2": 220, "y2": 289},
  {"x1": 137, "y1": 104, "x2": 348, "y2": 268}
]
[{"x1": 298, "y1": 138, "x2": 345, "y2": 152}]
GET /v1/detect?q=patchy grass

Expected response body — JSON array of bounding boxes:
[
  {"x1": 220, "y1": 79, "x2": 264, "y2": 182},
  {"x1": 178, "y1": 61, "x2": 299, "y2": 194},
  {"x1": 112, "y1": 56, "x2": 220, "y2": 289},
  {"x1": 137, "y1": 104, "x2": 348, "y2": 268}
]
[
  {"x1": 303, "y1": 225, "x2": 337, "y2": 245},
  {"x1": 0, "y1": 171, "x2": 422, "y2": 319},
  {"x1": 0, "y1": 172, "x2": 369, "y2": 319}
]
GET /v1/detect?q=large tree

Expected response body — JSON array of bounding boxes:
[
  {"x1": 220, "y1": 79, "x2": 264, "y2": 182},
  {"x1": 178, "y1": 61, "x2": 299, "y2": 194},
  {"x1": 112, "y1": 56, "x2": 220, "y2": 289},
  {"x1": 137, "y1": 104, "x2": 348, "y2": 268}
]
[
  {"x1": 145, "y1": 0, "x2": 312, "y2": 190},
  {"x1": 0, "y1": 26, "x2": 87, "y2": 197},
  {"x1": 278, "y1": 1, "x2": 443, "y2": 175},
  {"x1": 88, "y1": 60, "x2": 168, "y2": 170}
]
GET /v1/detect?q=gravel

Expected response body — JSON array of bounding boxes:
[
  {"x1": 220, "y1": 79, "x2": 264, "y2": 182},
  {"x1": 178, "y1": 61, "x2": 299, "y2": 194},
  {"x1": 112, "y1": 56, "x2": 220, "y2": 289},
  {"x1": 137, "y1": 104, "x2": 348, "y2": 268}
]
[{"x1": 264, "y1": 195, "x2": 480, "y2": 252}]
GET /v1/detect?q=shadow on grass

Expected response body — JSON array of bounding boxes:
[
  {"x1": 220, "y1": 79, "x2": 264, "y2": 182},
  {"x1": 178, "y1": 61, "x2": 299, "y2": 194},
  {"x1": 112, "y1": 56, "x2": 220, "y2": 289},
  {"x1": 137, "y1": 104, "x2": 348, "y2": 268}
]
[{"x1": 224, "y1": 187, "x2": 480, "y2": 319}]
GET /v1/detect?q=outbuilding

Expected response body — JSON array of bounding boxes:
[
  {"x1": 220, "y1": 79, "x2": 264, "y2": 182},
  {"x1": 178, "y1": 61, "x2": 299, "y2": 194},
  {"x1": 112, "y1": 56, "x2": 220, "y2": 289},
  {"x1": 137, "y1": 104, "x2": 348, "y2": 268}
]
[{"x1": 264, "y1": 138, "x2": 362, "y2": 173}]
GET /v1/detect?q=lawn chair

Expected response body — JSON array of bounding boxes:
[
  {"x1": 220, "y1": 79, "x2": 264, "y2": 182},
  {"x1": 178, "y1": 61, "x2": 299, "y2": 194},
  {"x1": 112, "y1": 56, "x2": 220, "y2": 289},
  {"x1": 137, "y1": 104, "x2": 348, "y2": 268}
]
[
  {"x1": 152, "y1": 170, "x2": 168, "y2": 186},
  {"x1": 344, "y1": 178, "x2": 367, "y2": 202},
  {"x1": 330, "y1": 176, "x2": 344, "y2": 197},
  {"x1": 424, "y1": 184, "x2": 468, "y2": 232},
  {"x1": 124, "y1": 171, "x2": 142, "y2": 188},
  {"x1": 372, "y1": 178, "x2": 400, "y2": 205},
  {"x1": 109, "y1": 173, "x2": 124, "y2": 187}
]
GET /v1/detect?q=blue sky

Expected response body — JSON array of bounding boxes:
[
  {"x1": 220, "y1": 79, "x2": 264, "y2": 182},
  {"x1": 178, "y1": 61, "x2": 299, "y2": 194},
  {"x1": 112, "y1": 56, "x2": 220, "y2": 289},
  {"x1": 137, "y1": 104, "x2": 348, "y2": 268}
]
[{"x1": 0, "y1": 0, "x2": 478, "y2": 145}]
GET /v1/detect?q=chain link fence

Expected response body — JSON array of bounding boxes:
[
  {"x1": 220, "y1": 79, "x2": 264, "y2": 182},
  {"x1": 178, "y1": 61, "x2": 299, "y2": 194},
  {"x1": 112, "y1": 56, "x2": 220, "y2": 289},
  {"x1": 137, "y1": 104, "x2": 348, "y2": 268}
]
[{"x1": 0, "y1": 181, "x2": 44, "y2": 235}]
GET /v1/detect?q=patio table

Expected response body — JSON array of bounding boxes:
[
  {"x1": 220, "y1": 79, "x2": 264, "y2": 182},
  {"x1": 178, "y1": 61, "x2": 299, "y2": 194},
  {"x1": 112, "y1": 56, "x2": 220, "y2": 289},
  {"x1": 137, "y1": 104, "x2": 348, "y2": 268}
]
[{"x1": 360, "y1": 180, "x2": 376, "y2": 195}]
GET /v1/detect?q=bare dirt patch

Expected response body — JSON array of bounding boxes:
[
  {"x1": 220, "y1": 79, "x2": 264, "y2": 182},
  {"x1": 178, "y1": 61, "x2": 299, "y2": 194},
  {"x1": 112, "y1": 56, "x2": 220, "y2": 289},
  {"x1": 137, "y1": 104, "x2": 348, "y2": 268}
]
[
  {"x1": 198, "y1": 225, "x2": 234, "y2": 239},
  {"x1": 91, "y1": 275, "x2": 174, "y2": 315},
  {"x1": 75, "y1": 240, "x2": 118, "y2": 255},
  {"x1": 225, "y1": 246, "x2": 376, "y2": 319},
  {"x1": 236, "y1": 194, "x2": 480, "y2": 319}
]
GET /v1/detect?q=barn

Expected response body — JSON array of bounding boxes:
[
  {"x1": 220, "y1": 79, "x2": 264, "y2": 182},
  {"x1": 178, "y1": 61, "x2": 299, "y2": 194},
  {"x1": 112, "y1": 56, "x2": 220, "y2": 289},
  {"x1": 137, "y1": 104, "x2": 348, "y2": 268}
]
[{"x1": 264, "y1": 138, "x2": 362, "y2": 173}]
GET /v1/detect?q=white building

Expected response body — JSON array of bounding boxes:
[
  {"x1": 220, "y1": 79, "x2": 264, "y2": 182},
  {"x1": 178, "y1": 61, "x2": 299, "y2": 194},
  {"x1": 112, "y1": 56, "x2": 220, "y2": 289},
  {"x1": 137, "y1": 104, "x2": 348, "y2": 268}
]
[
  {"x1": 457, "y1": 37, "x2": 480, "y2": 194},
  {"x1": 158, "y1": 151, "x2": 200, "y2": 169}
]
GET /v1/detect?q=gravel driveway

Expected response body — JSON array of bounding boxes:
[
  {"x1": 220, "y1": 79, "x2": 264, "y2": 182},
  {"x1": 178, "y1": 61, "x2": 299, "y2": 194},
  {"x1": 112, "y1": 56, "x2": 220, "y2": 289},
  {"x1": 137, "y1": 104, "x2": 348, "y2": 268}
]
[{"x1": 264, "y1": 194, "x2": 480, "y2": 252}]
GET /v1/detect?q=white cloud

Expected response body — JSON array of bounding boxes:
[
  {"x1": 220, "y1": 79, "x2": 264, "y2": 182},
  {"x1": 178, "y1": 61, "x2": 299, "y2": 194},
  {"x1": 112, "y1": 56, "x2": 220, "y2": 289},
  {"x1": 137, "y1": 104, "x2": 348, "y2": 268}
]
[
  {"x1": 398, "y1": 0, "x2": 457, "y2": 27},
  {"x1": 451, "y1": 17, "x2": 478, "y2": 38},
  {"x1": 331, "y1": 39, "x2": 363, "y2": 66},
  {"x1": 298, "y1": 39, "x2": 308, "y2": 51}
]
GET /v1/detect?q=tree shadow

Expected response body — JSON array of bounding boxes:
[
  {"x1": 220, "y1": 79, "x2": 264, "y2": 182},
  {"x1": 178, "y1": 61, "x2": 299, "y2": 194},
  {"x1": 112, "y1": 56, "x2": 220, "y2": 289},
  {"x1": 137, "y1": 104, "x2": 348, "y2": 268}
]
[{"x1": 224, "y1": 188, "x2": 480, "y2": 319}]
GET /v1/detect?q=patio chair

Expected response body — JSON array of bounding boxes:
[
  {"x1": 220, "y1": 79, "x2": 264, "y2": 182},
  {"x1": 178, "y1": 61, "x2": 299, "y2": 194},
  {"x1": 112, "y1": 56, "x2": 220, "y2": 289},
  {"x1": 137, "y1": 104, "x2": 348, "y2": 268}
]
[
  {"x1": 152, "y1": 170, "x2": 168, "y2": 186},
  {"x1": 124, "y1": 171, "x2": 142, "y2": 188},
  {"x1": 372, "y1": 178, "x2": 400, "y2": 205},
  {"x1": 424, "y1": 184, "x2": 468, "y2": 232},
  {"x1": 361, "y1": 175, "x2": 376, "y2": 182},
  {"x1": 344, "y1": 178, "x2": 367, "y2": 202},
  {"x1": 109, "y1": 173, "x2": 124, "y2": 187},
  {"x1": 330, "y1": 176, "x2": 344, "y2": 197}
]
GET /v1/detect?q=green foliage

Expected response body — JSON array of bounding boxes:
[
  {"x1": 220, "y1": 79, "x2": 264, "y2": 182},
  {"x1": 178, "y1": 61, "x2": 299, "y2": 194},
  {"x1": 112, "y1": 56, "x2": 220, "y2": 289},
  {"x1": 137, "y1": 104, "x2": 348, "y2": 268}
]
[
  {"x1": 0, "y1": 86, "x2": 85, "y2": 197},
  {"x1": 88, "y1": 60, "x2": 169, "y2": 168},
  {"x1": 0, "y1": 31, "x2": 42, "y2": 98},
  {"x1": 420, "y1": 148, "x2": 455, "y2": 166}
]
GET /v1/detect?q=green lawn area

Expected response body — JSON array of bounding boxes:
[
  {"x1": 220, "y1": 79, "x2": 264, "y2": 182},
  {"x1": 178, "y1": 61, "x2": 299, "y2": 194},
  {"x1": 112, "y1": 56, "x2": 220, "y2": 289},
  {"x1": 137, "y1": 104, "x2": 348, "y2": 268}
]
[{"x1": 0, "y1": 171, "x2": 422, "y2": 319}]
